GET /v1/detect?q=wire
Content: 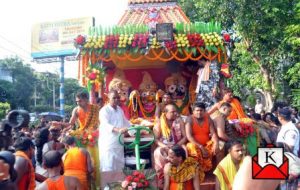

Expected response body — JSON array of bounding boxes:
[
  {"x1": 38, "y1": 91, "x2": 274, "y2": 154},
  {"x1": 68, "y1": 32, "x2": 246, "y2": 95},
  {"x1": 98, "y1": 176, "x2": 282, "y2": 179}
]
[
  {"x1": 0, "y1": 33, "x2": 65, "y2": 58},
  {"x1": 0, "y1": 45, "x2": 32, "y2": 61},
  {"x1": 0, "y1": 34, "x2": 32, "y2": 55}
]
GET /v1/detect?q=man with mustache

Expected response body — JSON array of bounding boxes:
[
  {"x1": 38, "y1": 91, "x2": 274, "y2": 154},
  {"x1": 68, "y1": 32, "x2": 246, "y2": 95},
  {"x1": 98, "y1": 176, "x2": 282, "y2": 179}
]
[{"x1": 214, "y1": 139, "x2": 244, "y2": 190}]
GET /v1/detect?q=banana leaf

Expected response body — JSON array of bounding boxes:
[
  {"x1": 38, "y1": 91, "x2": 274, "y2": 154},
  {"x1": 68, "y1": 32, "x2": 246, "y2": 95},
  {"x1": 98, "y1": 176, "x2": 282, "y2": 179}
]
[
  {"x1": 191, "y1": 47, "x2": 197, "y2": 56},
  {"x1": 211, "y1": 46, "x2": 218, "y2": 53},
  {"x1": 178, "y1": 48, "x2": 183, "y2": 55}
]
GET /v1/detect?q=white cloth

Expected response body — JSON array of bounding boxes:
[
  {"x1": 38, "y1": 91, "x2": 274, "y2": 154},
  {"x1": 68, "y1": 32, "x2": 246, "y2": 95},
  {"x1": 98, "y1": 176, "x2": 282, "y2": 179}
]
[
  {"x1": 98, "y1": 104, "x2": 131, "y2": 172},
  {"x1": 255, "y1": 103, "x2": 264, "y2": 114},
  {"x1": 276, "y1": 121, "x2": 299, "y2": 155}
]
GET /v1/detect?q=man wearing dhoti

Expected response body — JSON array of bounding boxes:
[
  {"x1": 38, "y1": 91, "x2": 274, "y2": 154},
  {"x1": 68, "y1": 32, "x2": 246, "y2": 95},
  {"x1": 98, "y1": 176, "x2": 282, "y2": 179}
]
[
  {"x1": 64, "y1": 92, "x2": 100, "y2": 188},
  {"x1": 98, "y1": 90, "x2": 130, "y2": 172},
  {"x1": 185, "y1": 102, "x2": 219, "y2": 182},
  {"x1": 153, "y1": 104, "x2": 187, "y2": 188}
]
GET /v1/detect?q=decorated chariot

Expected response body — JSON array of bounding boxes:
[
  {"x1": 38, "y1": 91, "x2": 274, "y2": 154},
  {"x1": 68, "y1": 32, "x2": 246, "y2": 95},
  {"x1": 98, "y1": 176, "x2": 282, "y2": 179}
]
[{"x1": 73, "y1": 0, "x2": 237, "y2": 189}]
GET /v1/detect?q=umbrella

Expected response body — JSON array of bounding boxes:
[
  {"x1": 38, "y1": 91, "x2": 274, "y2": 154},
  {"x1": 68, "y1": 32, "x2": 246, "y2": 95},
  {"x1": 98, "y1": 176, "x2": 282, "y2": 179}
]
[{"x1": 39, "y1": 112, "x2": 63, "y2": 121}]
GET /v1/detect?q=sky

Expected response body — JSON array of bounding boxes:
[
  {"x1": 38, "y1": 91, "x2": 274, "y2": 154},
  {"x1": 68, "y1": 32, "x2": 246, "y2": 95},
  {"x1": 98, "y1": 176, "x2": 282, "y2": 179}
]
[{"x1": 0, "y1": 0, "x2": 127, "y2": 78}]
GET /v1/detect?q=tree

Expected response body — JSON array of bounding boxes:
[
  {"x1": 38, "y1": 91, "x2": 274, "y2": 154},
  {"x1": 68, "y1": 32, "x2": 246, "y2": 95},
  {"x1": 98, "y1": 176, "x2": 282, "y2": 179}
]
[
  {"x1": 0, "y1": 80, "x2": 15, "y2": 103},
  {"x1": 0, "y1": 57, "x2": 36, "y2": 110},
  {"x1": 179, "y1": 0, "x2": 298, "y2": 110},
  {"x1": 64, "y1": 78, "x2": 85, "y2": 106},
  {"x1": 284, "y1": 2, "x2": 300, "y2": 108},
  {"x1": 0, "y1": 102, "x2": 10, "y2": 120},
  {"x1": 31, "y1": 73, "x2": 85, "y2": 115}
]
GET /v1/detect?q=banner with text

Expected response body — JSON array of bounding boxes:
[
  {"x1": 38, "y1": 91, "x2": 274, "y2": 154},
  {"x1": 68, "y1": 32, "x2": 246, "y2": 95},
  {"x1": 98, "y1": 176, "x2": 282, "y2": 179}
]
[{"x1": 31, "y1": 17, "x2": 94, "y2": 59}]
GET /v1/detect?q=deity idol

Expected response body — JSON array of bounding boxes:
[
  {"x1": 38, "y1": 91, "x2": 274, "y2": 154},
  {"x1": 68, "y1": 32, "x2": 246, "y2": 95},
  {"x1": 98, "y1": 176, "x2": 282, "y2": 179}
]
[
  {"x1": 108, "y1": 69, "x2": 132, "y2": 119},
  {"x1": 128, "y1": 72, "x2": 158, "y2": 121},
  {"x1": 164, "y1": 73, "x2": 190, "y2": 115}
]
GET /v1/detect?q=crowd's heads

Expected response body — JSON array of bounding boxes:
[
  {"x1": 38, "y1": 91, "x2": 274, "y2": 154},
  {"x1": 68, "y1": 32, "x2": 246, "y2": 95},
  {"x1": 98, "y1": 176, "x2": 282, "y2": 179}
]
[
  {"x1": 49, "y1": 125, "x2": 62, "y2": 141},
  {"x1": 225, "y1": 139, "x2": 244, "y2": 162},
  {"x1": 63, "y1": 136, "x2": 76, "y2": 146},
  {"x1": 35, "y1": 127, "x2": 50, "y2": 165},
  {"x1": 192, "y1": 102, "x2": 206, "y2": 118},
  {"x1": 14, "y1": 137, "x2": 34, "y2": 151},
  {"x1": 43, "y1": 150, "x2": 62, "y2": 169},
  {"x1": 168, "y1": 145, "x2": 186, "y2": 165},
  {"x1": 13, "y1": 137, "x2": 35, "y2": 158},
  {"x1": 0, "y1": 120, "x2": 13, "y2": 151},
  {"x1": 252, "y1": 113, "x2": 262, "y2": 121},
  {"x1": 271, "y1": 101, "x2": 288, "y2": 114},
  {"x1": 0, "y1": 151, "x2": 17, "y2": 182},
  {"x1": 278, "y1": 107, "x2": 292, "y2": 122}
]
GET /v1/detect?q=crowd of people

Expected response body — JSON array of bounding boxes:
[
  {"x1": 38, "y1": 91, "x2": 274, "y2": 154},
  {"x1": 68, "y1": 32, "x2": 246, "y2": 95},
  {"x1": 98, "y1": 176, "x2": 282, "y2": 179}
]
[{"x1": 0, "y1": 87, "x2": 299, "y2": 190}]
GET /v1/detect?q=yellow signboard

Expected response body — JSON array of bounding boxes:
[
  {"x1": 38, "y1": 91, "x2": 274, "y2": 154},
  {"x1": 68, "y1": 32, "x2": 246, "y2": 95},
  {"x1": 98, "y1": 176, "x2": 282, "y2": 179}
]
[{"x1": 31, "y1": 17, "x2": 94, "y2": 58}]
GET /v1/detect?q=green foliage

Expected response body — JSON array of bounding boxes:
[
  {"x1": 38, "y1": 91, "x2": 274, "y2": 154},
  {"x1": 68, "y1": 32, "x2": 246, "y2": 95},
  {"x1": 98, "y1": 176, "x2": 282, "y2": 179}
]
[
  {"x1": 31, "y1": 105, "x2": 54, "y2": 113},
  {"x1": 283, "y1": 1, "x2": 300, "y2": 107},
  {"x1": 0, "y1": 57, "x2": 36, "y2": 110},
  {"x1": 0, "y1": 57, "x2": 83, "y2": 114},
  {"x1": 64, "y1": 105, "x2": 74, "y2": 119},
  {"x1": 179, "y1": 0, "x2": 238, "y2": 29},
  {"x1": 286, "y1": 62, "x2": 300, "y2": 87},
  {"x1": 180, "y1": 0, "x2": 299, "y2": 105},
  {"x1": 246, "y1": 94, "x2": 256, "y2": 108},
  {"x1": 0, "y1": 80, "x2": 15, "y2": 103},
  {"x1": 228, "y1": 43, "x2": 266, "y2": 98},
  {"x1": 0, "y1": 102, "x2": 10, "y2": 120},
  {"x1": 290, "y1": 89, "x2": 300, "y2": 109}
]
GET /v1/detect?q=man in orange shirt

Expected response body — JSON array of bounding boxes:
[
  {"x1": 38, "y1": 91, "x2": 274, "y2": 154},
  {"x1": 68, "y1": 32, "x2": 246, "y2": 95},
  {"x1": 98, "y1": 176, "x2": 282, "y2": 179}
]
[
  {"x1": 185, "y1": 102, "x2": 219, "y2": 182},
  {"x1": 62, "y1": 136, "x2": 93, "y2": 190},
  {"x1": 62, "y1": 92, "x2": 100, "y2": 186},
  {"x1": 208, "y1": 88, "x2": 258, "y2": 156},
  {"x1": 36, "y1": 150, "x2": 82, "y2": 190},
  {"x1": 208, "y1": 88, "x2": 246, "y2": 120},
  {"x1": 13, "y1": 137, "x2": 36, "y2": 190}
]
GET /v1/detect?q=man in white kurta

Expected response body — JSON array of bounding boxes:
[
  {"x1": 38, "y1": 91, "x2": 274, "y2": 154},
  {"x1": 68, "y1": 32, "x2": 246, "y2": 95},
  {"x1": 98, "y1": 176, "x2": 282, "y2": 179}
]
[{"x1": 99, "y1": 90, "x2": 130, "y2": 172}]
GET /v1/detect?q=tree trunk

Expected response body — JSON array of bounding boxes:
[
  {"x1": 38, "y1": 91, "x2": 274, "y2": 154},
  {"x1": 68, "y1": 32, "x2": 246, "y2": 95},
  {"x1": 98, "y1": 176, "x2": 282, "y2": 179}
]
[{"x1": 251, "y1": 54, "x2": 275, "y2": 111}]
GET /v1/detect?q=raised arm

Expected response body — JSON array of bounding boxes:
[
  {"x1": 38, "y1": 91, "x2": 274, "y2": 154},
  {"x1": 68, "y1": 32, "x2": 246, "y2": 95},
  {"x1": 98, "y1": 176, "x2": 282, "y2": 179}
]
[
  {"x1": 61, "y1": 107, "x2": 78, "y2": 133},
  {"x1": 207, "y1": 102, "x2": 220, "y2": 115}
]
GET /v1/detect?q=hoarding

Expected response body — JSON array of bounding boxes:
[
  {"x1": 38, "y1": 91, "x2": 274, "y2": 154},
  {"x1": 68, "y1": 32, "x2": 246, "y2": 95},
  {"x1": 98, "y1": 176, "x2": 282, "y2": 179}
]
[{"x1": 31, "y1": 17, "x2": 94, "y2": 59}]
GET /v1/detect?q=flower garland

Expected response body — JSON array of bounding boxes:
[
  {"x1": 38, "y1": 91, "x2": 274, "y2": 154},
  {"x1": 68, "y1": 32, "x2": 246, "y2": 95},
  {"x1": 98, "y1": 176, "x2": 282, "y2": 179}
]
[
  {"x1": 236, "y1": 118, "x2": 255, "y2": 138},
  {"x1": 69, "y1": 129, "x2": 99, "y2": 147},
  {"x1": 74, "y1": 22, "x2": 226, "y2": 55},
  {"x1": 84, "y1": 65, "x2": 105, "y2": 92}
]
